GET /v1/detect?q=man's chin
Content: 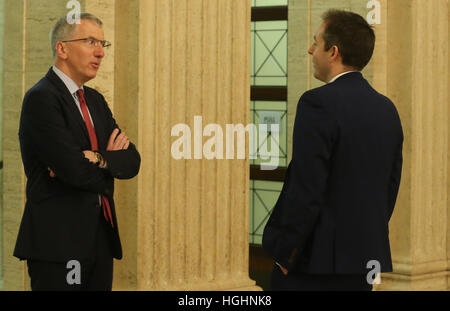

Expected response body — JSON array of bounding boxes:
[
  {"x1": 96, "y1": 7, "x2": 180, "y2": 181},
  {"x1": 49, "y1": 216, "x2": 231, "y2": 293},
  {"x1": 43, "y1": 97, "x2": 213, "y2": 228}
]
[
  {"x1": 313, "y1": 72, "x2": 321, "y2": 81},
  {"x1": 86, "y1": 72, "x2": 98, "y2": 81}
]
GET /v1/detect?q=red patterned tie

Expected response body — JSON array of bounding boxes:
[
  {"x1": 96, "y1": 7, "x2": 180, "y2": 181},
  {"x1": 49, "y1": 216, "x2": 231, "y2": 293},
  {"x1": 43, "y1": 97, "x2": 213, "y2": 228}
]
[{"x1": 76, "y1": 89, "x2": 114, "y2": 228}]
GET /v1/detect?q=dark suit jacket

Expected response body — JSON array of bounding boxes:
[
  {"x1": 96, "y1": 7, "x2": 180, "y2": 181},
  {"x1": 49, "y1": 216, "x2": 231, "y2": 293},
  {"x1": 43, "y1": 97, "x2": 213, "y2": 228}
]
[
  {"x1": 262, "y1": 72, "x2": 403, "y2": 274},
  {"x1": 14, "y1": 68, "x2": 140, "y2": 263}
]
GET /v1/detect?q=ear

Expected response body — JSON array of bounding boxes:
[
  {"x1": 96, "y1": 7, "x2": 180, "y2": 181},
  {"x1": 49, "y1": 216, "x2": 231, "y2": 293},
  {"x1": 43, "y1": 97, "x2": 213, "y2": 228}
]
[
  {"x1": 330, "y1": 45, "x2": 338, "y2": 57},
  {"x1": 329, "y1": 45, "x2": 340, "y2": 61},
  {"x1": 55, "y1": 42, "x2": 68, "y2": 60}
]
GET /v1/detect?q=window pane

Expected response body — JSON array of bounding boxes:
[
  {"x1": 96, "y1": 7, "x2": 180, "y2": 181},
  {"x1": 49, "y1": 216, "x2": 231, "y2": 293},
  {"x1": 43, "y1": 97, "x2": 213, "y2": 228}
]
[
  {"x1": 249, "y1": 180, "x2": 283, "y2": 244},
  {"x1": 250, "y1": 101, "x2": 287, "y2": 168},
  {"x1": 252, "y1": 0, "x2": 289, "y2": 7},
  {"x1": 251, "y1": 21, "x2": 287, "y2": 87}
]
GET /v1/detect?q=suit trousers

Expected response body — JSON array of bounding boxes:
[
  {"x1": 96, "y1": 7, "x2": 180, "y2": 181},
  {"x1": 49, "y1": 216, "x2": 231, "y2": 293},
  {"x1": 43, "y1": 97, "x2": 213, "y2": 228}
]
[
  {"x1": 270, "y1": 265, "x2": 373, "y2": 291},
  {"x1": 27, "y1": 213, "x2": 114, "y2": 291}
]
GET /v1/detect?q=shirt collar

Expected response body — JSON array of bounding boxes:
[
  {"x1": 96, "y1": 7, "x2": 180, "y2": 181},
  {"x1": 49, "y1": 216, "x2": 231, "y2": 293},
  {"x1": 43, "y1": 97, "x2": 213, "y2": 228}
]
[
  {"x1": 328, "y1": 71, "x2": 358, "y2": 84},
  {"x1": 52, "y1": 65, "x2": 84, "y2": 95}
]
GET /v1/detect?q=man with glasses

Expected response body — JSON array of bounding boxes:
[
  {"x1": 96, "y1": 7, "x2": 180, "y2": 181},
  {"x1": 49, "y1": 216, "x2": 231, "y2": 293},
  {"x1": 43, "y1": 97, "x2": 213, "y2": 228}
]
[{"x1": 14, "y1": 13, "x2": 140, "y2": 291}]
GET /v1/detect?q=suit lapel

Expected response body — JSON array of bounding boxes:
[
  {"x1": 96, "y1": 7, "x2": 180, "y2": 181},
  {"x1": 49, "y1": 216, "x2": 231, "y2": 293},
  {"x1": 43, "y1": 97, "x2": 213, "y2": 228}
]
[{"x1": 45, "y1": 68, "x2": 91, "y2": 143}]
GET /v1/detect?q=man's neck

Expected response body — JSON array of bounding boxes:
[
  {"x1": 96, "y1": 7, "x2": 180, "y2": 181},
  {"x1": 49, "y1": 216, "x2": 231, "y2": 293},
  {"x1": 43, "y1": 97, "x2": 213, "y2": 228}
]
[
  {"x1": 54, "y1": 62, "x2": 83, "y2": 88},
  {"x1": 326, "y1": 66, "x2": 358, "y2": 83}
]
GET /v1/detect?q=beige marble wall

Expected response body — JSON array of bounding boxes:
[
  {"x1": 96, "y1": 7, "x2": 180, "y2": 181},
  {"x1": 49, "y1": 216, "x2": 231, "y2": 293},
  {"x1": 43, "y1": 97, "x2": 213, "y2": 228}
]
[
  {"x1": 2, "y1": 0, "x2": 25, "y2": 291},
  {"x1": 2, "y1": 0, "x2": 75, "y2": 291},
  {"x1": 85, "y1": 0, "x2": 115, "y2": 108}
]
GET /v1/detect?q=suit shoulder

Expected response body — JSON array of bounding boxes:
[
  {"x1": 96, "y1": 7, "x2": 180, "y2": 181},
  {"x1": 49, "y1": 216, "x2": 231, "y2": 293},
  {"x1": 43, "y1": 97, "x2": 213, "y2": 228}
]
[
  {"x1": 298, "y1": 86, "x2": 336, "y2": 111},
  {"x1": 304, "y1": 80, "x2": 349, "y2": 98},
  {"x1": 369, "y1": 88, "x2": 400, "y2": 116},
  {"x1": 25, "y1": 76, "x2": 54, "y2": 96},
  {"x1": 23, "y1": 77, "x2": 61, "y2": 106},
  {"x1": 84, "y1": 85, "x2": 104, "y2": 100},
  {"x1": 377, "y1": 92, "x2": 396, "y2": 108}
]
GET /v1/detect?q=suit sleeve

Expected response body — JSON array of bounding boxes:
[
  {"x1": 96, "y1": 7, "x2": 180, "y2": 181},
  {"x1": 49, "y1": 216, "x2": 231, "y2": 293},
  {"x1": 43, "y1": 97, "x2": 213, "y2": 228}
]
[
  {"x1": 97, "y1": 94, "x2": 141, "y2": 180},
  {"x1": 270, "y1": 91, "x2": 336, "y2": 271},
  {"x1": 20, "y1": 89, "x2": 113, "y2": 195},
  {"x1": 387, "y1": 119, "x2": 403, "y2": 221}
]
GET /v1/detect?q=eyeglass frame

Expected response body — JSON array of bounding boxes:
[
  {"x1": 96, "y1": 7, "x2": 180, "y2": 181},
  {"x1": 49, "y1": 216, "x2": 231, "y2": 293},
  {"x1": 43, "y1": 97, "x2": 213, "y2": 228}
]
[{"x1": 61, "y1": 37, "x2": 112, "y2": 48}]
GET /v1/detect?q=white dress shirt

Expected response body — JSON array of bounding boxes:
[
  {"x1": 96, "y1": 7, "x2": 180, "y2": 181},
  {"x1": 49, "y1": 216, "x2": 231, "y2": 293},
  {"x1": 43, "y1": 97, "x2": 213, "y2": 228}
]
[
  {"x1": 328, "y1": 71, "x2": 357, "y2": 84},
  {"x1": 52, "y1": 66, "x2": 95, "y2": 126}
]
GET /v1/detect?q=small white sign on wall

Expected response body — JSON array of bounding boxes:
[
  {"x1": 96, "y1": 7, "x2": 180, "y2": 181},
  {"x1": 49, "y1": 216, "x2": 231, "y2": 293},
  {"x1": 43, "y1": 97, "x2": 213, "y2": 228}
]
[{"x1": 258, "y1": 110, "x2": 283, "y2": 135}]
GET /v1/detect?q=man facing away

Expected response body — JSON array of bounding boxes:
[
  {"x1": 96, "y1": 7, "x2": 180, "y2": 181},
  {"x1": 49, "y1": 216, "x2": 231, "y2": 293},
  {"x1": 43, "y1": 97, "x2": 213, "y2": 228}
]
[
  {"x1": 262, "y1": 9, "x2": 403, "y2": 291},
  {"x1": 14, "y1": 13, "x2": 140, "y2": 291}
]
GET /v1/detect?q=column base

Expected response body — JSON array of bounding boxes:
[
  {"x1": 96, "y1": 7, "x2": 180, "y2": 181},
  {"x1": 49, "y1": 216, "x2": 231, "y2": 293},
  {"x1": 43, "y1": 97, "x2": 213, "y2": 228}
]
[
  {"x1": 115, "y1": 277, "x2": 261, "y2": 291},
  {"x1": 374, "y1": 271, "x2": 449, "y2": 291}
]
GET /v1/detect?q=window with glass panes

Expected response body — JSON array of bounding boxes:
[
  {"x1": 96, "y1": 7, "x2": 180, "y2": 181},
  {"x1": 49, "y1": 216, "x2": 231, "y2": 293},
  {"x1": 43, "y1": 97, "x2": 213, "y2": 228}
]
[{"x1": 249, "y1": 0, "x2": 288, "y2": 245}]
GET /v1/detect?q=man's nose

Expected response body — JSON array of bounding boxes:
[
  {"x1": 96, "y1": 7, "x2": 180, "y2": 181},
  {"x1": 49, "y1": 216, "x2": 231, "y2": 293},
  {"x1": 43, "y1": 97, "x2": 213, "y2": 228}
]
[
  {"x1": 94, "y1": 45, "x2": 105, "y2": 58},
  {"x1": 308, "y1": 45, "x2": 313, "y2": 55}
]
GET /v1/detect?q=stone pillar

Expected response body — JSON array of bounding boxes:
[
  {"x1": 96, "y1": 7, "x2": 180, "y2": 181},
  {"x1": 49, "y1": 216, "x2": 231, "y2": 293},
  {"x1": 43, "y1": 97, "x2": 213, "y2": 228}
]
[
  {"x1": 108, "y1": 0, "x2": 140, "y2": 291},
  {"x1": 0, "y1": 0, "x2": 5, "y2": 290},
  {"x1": 133, "y1": 0, "x2": 256, "y2": 291},
  {"x1": 372, "y1": 0, "x2": 449, "y2": 291}
]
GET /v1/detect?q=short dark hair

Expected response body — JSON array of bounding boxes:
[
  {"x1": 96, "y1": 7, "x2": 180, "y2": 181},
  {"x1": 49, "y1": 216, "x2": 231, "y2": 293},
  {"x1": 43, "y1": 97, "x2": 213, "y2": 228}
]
[{"x1": 321, "y1": 9, "x2": 375, "y2": 71}]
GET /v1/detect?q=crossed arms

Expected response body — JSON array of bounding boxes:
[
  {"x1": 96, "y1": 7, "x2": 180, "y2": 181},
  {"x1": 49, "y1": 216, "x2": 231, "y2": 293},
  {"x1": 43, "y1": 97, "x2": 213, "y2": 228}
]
[
  {"x1": 50, "y1": 128, "x2": 131, "y2": 177},
  {"x1": 20, "y1": 88, "x2": 140, "y2": 196}
]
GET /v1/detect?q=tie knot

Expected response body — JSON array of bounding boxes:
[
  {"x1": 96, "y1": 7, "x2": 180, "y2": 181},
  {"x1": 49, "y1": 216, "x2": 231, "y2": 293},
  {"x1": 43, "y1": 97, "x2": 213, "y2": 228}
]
[{"x1": 76, "y1": 89, "x2": 84, "y2": 99}]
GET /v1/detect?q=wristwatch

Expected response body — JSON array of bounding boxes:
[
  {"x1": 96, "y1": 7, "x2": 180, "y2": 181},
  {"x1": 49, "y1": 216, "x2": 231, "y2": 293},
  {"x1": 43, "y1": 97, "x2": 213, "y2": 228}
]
[{"x1": 94, "y1": 152, "x2": 103, "y2": 166}]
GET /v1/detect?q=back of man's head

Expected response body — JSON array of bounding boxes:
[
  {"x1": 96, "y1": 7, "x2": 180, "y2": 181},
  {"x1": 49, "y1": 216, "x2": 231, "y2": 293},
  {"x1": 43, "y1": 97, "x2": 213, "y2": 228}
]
[
  {"x1": 50, "y1": 13, "x2": 103, "y2": 58},
  {"x1": 321, "y1": 10, "x2": 375, "y2": 71}
]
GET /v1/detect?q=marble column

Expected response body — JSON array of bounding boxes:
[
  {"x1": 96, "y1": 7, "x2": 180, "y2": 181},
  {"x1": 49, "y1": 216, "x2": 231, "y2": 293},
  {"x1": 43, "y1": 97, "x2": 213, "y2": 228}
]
[
  {"x1": 133, "y1": 0, "x2": 257, "y2": 291},
  {"x1": 372, "y1": 0, "x2": 449, "y2": 291}
]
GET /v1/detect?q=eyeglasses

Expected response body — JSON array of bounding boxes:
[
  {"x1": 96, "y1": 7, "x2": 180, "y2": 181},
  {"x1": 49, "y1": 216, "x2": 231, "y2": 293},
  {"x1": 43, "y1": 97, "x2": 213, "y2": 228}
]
[{"x1": 61, "y1": 37, "x2": 112, "y2": 49}]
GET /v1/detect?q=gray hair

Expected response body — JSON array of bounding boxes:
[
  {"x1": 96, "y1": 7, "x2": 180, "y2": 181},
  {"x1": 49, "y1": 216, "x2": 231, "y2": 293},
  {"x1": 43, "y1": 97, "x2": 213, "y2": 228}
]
[{"x1": 50, "y1": 13, "x2": 103, "y2": 58}]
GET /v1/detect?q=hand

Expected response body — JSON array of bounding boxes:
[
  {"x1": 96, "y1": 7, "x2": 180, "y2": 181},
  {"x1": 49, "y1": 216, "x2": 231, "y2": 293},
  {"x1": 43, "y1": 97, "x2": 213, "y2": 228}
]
[
  {"x1": 279, "y1": 265, "x2": 288, "y2": 276},
  {"x1": 83, "y1": 150, "x2": 98, "y2": 164},
  {"x1": 107, "y1": 128, "x2": 130, "y2": 151},
  {"x1": 48, "y1": 167, "x2": 56, "y2": 178}
]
